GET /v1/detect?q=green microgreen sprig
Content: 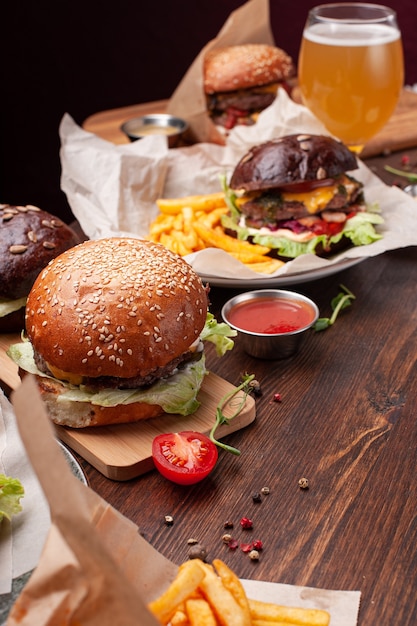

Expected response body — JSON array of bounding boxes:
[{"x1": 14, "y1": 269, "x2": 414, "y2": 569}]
[
  {"x1": 209, "y1": 373, "x2": 255, "y2": 456},
  {"x1": 384, "y1": 165, "x2": 417, "y2": 184},
  {"x1": 314, "y1": 284, "x2": 356, "y2": 331}
]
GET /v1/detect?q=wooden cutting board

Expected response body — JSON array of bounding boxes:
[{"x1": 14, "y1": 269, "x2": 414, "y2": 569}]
[
  {"x1": 55, "y1": 372, "x2": 256, "y2": 481},
  {"x1": 82, "y1": 89, "x2": 417, "y2": 157},
  {"x1": 0, "y1": 335, "x2": 256, "y2": 480}
]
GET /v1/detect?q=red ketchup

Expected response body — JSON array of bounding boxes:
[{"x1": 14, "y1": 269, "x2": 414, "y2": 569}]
[{"x1": 228, "y1": 297, "x2": 315, "y2": 334}]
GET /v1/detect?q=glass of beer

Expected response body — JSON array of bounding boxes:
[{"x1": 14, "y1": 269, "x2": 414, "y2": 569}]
[{"x1": 298, "y1": 3, "x2": 404, "y2": 153}]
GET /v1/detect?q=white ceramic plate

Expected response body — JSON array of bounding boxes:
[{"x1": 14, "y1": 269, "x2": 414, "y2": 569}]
[
  {"x1": 0, "y1": 443, "x2": 87, "y2": 625},
  {"x1": 198, "y1": 257, "x2": 365, "y2": 288}
]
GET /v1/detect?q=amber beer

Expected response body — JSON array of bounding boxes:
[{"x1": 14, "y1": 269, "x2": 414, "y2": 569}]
[{"x1": 299, "y1": 20, "x2": 403, "y2": 151}]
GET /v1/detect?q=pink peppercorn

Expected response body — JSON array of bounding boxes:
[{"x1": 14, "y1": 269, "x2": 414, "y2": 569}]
[{"x1": 240, "y1": 517, "x2": 253, "y2": 529}]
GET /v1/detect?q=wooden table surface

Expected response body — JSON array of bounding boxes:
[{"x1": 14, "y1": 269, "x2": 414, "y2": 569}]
[{"x1": 2, "y1": 131, "x2": 417, "y2": 623}]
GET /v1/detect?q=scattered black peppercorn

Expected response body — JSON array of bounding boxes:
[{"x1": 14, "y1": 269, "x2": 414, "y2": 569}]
[
  {"x1": 252, "y1": 492, "x2": 262, "y2": 503},
  {"x1": 249, "y1": 379, "x2": 262, "y2": 396},
  {"x1": 188, "y1": 543, "x2": 208, "y2": 561},
  {"x1": 224, "y1": 520, "x2": 234, "y2": 529}
]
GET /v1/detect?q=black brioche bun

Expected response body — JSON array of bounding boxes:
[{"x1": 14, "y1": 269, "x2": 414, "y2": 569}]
[
  {"x1": 0, "y1": 204, "x2": 81, "y2": 332},
  {"x1": 229, "y1": 134, "x2": 358, "y2": 192}
]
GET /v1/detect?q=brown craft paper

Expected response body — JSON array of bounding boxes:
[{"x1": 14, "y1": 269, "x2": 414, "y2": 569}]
[
  {"x1": 7, "y1": 376, "x2": 361, "y2": 625},
  {"x1": 166, "y1": 0, "x2": 275, "y2": 144},
  {"x1": 8, "y1": 375, "x2": 175, "y2": 625}
]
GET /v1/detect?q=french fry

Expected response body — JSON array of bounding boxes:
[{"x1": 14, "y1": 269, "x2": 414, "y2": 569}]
[
  {"x1": 249, "y1": 598, "x2": 331, "y2": 626},
  {"x1": 212, "y1": 559, "x2": 251, "y2": 624},
  {"x1": 227, "y1": 251, "x2": 277, "y2": 264},
  {"x1": 185, "y1": 597, "x2": 217, "y2": 626},
  {"x1": 199, "y1": 562, "x2": 251, "y2": 626},
  {"x1": 197, "y1": 206, "x2": 228, "y2": 228},
  {"x1": 171, "y1": 607, "x2": 190, "y2": 626},
  {"x1": 148, "y1": 191, "x2": 288, "y2": 274},
  {"x1": 193, "y1": 222, "x2": 270, "y2": 257},
  {"x1": 244, "y1": 259, "x2": 285, "y2": 274},
  {"x1": 157, "y1": 192, "x2": 227, "y2": 215},
  {"x1": 148, "y1": 559, "x2": 205, "y2": 624}
]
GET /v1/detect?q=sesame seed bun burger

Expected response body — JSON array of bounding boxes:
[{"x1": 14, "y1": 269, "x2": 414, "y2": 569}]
[
  {"x1": 221, "y1": 134, "x2": 383, "y2": 260},
  {"x1": 8, "y1": 238, "x2": 235, "y2": 428},
  {"x1": 0, "y1": 204, "x2": 81, "y2": 333},
  {"x1": 203, "y1": 43, "x2": 295, "y2": 131}
]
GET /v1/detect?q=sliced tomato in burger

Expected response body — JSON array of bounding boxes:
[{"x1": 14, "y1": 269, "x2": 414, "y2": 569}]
[{"x1": 152, "y1": 431, "x2": 218, "y2": 485}]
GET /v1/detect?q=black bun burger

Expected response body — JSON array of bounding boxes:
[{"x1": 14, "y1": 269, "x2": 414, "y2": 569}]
[
  {"x1": 222, "y1": 133, "x2": 383, "y2": 259},
  {"x1": 0, "y1": 204, "x2": 81, "y2": 332},
  {"x1": 8, "y1": 237, "x2": 235, "y2": 427},
  {"x1": 203, "y1": 44, "x2": 295, "y2": 130}
]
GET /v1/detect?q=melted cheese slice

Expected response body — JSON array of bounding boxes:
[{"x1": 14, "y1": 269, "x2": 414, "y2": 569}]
[
  {"x1": 47, "y1": 363, "x2": 83, "y2": 386},
  {"x1": 281, "y1": 184, "x2": 338, "y2": 214}
]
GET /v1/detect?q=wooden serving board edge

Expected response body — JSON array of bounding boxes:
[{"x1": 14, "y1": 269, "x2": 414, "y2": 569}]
[{"x1": 54, "y1": 372, "x2": 256, "y2": 481}]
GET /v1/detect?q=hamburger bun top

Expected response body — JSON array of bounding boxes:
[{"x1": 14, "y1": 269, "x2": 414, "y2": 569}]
[
  {"x1": 203, "y1": 44, "x2": 294, "y2": 95},
  {"x1": 0, "y1": 204, "x2": 81, "y2": 300},
  {"x1": 26, "y1": 238, "x2": 209, "y2": 380},
  {"x1": 229, "y1": 134, "x2": 358, "y2": 192}
]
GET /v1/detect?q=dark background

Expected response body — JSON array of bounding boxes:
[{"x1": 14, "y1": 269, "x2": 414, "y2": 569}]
[{"x1": 2, "y1": 0, "x2": 416, "y2": 225}]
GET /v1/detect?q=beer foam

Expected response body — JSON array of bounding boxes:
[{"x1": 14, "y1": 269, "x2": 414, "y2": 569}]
[{"x1": 305, "y1": 23, "x2": 400, "y2": 47}]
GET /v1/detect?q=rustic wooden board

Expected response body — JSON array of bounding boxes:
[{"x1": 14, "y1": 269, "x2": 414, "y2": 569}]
[
  {"x1": 0, "y1": 337, "x2": 256, "y2": 481},
  {"x1": 55, "y1": 372, "x2": 256, "y2": 481},
  {"x1": 82, "y1": 89, "x2": 417, "y2": 157}
]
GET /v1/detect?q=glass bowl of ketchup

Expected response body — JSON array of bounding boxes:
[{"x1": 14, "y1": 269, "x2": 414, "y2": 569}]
[{"x1": 221, "y1": 289, "x2": 319, "y2": 360}]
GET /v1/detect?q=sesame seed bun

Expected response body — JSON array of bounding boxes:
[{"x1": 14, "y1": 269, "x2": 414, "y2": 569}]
[
  {"x1": 203, "y1": 44, "x2": 294, "y2": 94},
  {"x1": 24, "y1": 237, "x2": 209, "y2": 427}
]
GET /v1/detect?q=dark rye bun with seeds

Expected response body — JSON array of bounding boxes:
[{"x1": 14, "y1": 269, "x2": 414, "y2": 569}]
[
  {"x1": 24, "y1": 237, "x2": 209, "y2": 427},
  {"x1": 203, "y1": 44, "x2": 295, "y2": 130},
  {"x1": 229, "y1": 134, "x2": 358, "y2": 191},
  {"x1": 0, "y1": 204, "x2": 81, "y2": 332}
]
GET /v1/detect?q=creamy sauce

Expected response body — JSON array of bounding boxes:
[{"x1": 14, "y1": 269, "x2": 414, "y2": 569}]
[
  {"x1": 228, "y1": 297, "x2": 315, "y2": 334},
  {"x1": 129, "y1": 124, "x2": 179, "y2": 137}
]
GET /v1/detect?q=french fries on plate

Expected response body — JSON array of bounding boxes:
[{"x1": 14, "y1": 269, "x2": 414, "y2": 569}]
[
  {"x1": 148, "y1": 192, "x2": 285, "y2": 275},
  {"x1": 148, "y1": 558, "x2": 330, "y2": 626}
]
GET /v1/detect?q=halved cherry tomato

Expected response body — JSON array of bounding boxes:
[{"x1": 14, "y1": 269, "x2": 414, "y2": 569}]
[{"x1": 152, "y1": 431, "x2": 218, "y2": 485}]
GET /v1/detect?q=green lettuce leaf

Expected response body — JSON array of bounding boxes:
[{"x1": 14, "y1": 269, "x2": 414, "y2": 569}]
[
  {"x1": 61, "y1": 356, "x2": 207, "y2": 415},
  {"x1": 0, "y1": 297, "x2": 26, "y2": 318},
  {"x1": 200, "y1": 312, "x2": 237, "y2": 356},
  {"x1": 220, "y1": 174, "x2": 383, "y2": 259},
  {"x1": 0, "y1": 474, "x2": 24, "y2": 523}
]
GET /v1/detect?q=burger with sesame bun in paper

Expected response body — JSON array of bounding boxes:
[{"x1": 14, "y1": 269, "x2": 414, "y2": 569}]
[
  {"x1": 203, "y1": 43, "x2": 295, "y2": 130},
  {"x1": 7, "y1": 238, "x2": 236, "y2": 428}
]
